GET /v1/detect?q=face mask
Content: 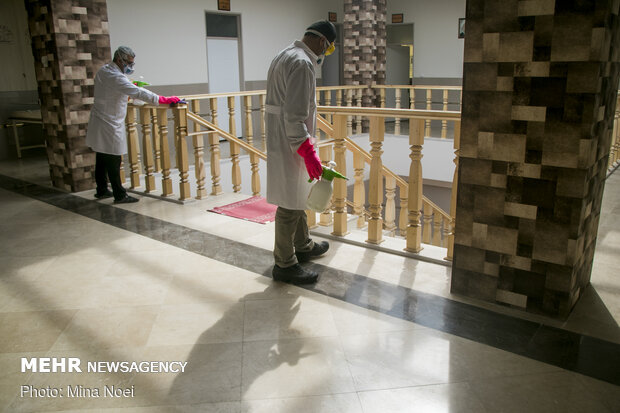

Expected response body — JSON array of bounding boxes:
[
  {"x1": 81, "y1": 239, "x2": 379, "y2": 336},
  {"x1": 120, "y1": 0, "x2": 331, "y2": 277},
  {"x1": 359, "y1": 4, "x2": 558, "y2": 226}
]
[{"x1": 121, "y1": 58, "x2": 135, "y2": 75}]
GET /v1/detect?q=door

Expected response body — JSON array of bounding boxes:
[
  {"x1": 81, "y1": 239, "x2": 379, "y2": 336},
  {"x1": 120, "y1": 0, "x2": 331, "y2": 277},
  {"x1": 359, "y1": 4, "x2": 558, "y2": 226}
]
[
  {"x1": 206, "y1": 12, "x2": 243, "y2": 136},
  {"x1": 321, "y1": 23, "x2": 342, "y2": 86}
]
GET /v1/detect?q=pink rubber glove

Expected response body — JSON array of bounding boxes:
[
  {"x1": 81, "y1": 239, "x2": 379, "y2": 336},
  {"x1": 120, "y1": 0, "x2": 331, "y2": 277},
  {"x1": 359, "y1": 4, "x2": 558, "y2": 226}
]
[
  {"x1": 297, "y1": 138, "x2": 323, "y2": 180},
  {"x1": 158, "y1": 96, "x2": 180, "y2": 105}
]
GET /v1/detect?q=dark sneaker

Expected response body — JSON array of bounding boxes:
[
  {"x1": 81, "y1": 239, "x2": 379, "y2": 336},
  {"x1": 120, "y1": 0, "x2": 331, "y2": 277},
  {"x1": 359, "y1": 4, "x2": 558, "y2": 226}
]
[
  {"x1": 94, "y1": 190, "x2": 113, "y2": 199},
  {"x1": 114, "y1": 195, "x2": 139, "y2": 204},
  {"x1": 272, "y1": 264, "x2": 319, "y2": 285},
  {"x1": 295, "y1": 241, "x2": 329, "y2": 263}
]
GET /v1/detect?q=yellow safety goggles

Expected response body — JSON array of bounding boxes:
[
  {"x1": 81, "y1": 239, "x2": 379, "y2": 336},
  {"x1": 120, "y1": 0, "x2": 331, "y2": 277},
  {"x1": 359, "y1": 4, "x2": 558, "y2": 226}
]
[{"x1": 325, "y1": 41, "x2": 335, "y2": 56}]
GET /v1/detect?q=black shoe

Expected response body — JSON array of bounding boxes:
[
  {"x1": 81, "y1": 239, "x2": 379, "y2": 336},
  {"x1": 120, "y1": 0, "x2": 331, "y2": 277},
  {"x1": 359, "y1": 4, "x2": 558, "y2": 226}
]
[
  {"x1": 114, "y1": 195, "x2": 139, "y2": 204},
  {"x1": 94, "y1": 190, "x2": 113, "y2": 199},
  {"x1": 272, "y1": 264, "x2": 319, "y2": 285},
  {"x1": 295, "y1": 241, "x2": 329, "y2": 263}
]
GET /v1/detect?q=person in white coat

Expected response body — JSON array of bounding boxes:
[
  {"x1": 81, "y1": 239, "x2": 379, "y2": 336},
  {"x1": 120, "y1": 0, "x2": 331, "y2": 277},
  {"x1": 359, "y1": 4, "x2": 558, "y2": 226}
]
[
  {"x1": 266, "y1": 21, "x2": 337, "y2": 284},
  {"x1": 86, "y1": 46, "x2": 181, "y2": 204}
]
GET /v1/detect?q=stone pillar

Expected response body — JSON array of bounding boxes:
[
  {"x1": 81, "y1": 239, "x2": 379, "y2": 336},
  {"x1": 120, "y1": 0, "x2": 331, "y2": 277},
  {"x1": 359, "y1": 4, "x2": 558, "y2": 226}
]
[
  {"x1": 24, "y1": 0, "x2": 111, "y2": 191},
  {"x1": 343, "y1": 0, "x2": 386, "y2": 107},
  {"x1": 451, "y1": 0, "x2": 620, "y2": 317}
]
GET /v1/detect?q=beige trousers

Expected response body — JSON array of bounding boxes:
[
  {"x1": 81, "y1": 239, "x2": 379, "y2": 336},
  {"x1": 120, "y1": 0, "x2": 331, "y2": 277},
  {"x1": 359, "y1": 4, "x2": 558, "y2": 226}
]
[{"x1": 274, "y1": 207, "x2": 314, "y2": 268}]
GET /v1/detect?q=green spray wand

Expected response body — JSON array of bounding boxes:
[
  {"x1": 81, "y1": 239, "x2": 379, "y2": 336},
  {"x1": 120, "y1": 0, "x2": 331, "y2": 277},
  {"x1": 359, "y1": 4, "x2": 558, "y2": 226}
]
[
  {"x1": 132, "y1": 77, "x2": 150, "y2": 87},
  {"x1": 308, "y1": 164, "x2": 348, "y2": 183}
]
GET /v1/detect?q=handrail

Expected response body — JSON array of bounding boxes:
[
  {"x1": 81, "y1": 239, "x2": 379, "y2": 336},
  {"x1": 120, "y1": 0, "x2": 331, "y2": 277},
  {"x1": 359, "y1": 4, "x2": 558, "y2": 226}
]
[
  {"x1": 181, "y1": 90, "x2": 266, "y2": 101},
  {"x1": 318, "y1": 105, "x2": 460, "y2": 120},
  {"x1": 373, "y1": 84, "x2": 462, "y2": 90},
  {"x1": 187, "y1": 110, "x2": 267, "y2": 160},
  {"x1": 317, "y1": 85, "x2": 368, "y2": 91}
]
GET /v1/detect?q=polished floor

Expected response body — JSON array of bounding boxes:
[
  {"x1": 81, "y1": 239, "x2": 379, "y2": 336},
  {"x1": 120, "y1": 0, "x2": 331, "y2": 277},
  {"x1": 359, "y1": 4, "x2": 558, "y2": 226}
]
[{"x1": 0, "y1": 157, "x2": 619, "y2": 412}]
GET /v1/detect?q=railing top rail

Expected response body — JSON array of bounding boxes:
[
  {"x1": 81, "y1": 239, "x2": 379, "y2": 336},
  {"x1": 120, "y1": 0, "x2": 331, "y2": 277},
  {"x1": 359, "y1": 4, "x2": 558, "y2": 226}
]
[
  {"x1": 317, "y1": 85, "x2": 368, "y2": 91},
  {"x1": 373, "y1": 85, "x2": 462, "y2": 91},
  {"x1": 180, "y1": 90, "x2": 267, "y2": 101},
  {"x1": 317, "y1": 106, "x2": 461, "y2": 120}
]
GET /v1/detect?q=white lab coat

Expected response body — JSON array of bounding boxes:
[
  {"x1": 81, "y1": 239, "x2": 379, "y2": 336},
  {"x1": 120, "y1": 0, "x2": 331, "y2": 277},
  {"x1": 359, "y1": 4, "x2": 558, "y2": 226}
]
[
  {"x1": 266, "y1": 40, "x2": 318, "y2": 210},
  {"x1": 86, "y1": 63, "x2": 159, "y2": 155}
]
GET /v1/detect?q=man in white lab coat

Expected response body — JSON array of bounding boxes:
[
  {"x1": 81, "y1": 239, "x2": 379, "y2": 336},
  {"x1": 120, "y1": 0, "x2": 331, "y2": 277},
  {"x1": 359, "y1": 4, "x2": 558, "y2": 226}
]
[
  {"x1": 266, "y1": 21, "x2": 337, "y2": 284},
  {"x1": 86, "y1": 46, "x2": 181, "y2": 204}
]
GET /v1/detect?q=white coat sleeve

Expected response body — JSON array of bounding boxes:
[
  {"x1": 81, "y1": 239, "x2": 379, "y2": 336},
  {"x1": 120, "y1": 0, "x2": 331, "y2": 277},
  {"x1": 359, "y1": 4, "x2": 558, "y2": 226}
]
[
  {"x1": 283, "y1": 60, "x2": 314, "y2": 149},
  {"x1": 114, "y1": 74, "x2": 160, "y2": 105}
]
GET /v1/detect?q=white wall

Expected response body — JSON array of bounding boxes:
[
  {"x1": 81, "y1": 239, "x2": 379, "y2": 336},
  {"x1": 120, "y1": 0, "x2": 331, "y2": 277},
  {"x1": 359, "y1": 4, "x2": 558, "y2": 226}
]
[
  {"x1": 0, "y1": 0, "x2": 37, "y2": 92},
  {"x1": 107, "y1": 0, "x2": 342, "y2": 86},
  {"x1": 387, "y1": 0, "x2": 466, "y2": 80}
]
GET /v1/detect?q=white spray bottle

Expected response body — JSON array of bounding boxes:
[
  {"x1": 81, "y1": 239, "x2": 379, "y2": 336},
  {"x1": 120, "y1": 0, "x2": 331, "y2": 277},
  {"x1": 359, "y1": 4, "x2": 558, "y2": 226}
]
[{"x1": 306, "y1": 161, "x2": 349, "y2": 212}]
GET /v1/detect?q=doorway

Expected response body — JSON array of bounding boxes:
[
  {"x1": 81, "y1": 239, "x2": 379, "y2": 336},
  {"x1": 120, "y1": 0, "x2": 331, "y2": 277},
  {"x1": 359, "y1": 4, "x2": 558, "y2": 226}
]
[
  {"x1": 386, "y1": 23, "x2": 414, "y2": 108},
  {"x1": 205, "y1": 12, "x2": 243, "y2": 136}
]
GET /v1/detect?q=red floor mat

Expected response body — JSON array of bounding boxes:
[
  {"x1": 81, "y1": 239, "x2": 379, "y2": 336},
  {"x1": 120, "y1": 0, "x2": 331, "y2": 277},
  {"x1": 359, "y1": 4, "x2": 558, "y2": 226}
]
[{"x1": 208, "y1": 196, "x2": 277, "y2": 224}]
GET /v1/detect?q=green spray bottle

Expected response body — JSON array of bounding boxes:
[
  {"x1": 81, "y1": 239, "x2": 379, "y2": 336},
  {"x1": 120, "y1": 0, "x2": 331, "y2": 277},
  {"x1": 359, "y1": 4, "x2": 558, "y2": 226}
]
[{"x1": 306, "y1": 161, "x2": 348, "y2": 212}]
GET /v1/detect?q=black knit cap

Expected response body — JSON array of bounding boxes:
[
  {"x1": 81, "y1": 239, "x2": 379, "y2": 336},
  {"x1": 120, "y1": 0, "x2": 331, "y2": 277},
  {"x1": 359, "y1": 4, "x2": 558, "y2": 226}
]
[{"x1": 306, "y1": 20, "x2": 337, "y2": 43}]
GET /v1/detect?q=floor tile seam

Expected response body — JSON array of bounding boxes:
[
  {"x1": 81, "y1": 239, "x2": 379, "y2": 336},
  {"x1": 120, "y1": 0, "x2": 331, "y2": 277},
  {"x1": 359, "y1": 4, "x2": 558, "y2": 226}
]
[{"x1": 3, "y1": 174, "x2": 620, "y2": 386}]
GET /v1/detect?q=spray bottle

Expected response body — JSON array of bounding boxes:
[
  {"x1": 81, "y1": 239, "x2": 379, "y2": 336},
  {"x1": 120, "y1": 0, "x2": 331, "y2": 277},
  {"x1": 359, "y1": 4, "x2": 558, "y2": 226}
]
[{"x1": 306, "y1": 161, "x2": 348, "y2": 212}]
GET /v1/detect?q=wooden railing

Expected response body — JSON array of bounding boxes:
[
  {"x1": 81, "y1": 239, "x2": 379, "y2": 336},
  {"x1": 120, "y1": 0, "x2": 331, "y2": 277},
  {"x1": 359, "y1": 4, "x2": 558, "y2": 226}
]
[{"x1": 123, "y1": 85, "x2": 462, "y2": 259}]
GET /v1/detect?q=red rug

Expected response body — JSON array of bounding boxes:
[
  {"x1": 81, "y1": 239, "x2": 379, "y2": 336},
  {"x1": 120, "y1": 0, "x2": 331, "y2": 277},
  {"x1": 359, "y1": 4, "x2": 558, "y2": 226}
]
[{"x1": 208, "y1": 196, "x2": 277, "y2": 224}]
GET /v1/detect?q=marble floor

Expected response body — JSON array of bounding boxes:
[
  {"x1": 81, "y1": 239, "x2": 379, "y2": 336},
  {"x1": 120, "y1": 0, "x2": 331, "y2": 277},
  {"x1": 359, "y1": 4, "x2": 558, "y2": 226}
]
[{"x1": 0, "y1": 156, "x2": 619, "y2": 412}]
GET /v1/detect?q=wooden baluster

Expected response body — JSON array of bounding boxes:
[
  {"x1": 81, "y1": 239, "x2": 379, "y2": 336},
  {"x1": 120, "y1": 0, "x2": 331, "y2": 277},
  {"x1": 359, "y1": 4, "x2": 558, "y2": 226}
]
[
  {"x1": 441, "y1": 89, "x2": 449, "y2": 139},
  {"x1": 209, "y1": 98, "x2": 222, "y2": 195},
  {"x1": 425, "y1": 89, "x2": 432, "y2": 137},
  {"x1": 356, "y1": 88, "x2": 363, "y2": 134},
  {"x1": 410, "y1": 87, "x2": 415, "y2": 109},
  {"x1": 151, "y1": 108, "x2": 161, "y2": 172},
  {"x1": 353, "y1": 151, "x2": 366, "y2": 229},
  {"x1": 306, "y1": 209, "x2": 317, "y2": 229},
  {"x1": 333, "y1": 114, "x2": 349, "y2": 236},
  {"x1": 384, "y1": 175, "x2": 396, "y2": 235},
  {"x1": 244, "y1": 95, "x2": 260, "y2": 196},
  {"x1": 399, "y1": 183, "x2": 408, "y2": 236},
  {"x1": 346, "y1": 89, "x2": 353, "y2": 136},
  {"x1": 611, "y1": 107, "x2": 618, "y2": 170},
  {"x1": 442, "y1": 216, "x2": 451, "y2": 248},
  {"x1": 395, "y1": 88, "x2": 401, "y2": 135},
  {"x1": 319, "y1": 144, "x2": 333, "y2": 226},
  {"x1": 228, "y1": 96, "x2": 241, "y2": 192},
  {"x1": 157, "y1": 107, "x2": 173, "y2": 197},
  {"x1": 173, "y1": 105, "x2": 191, "y2": 201},
  {"x1": 612, "y1": 94, "x2": 620, "y2": 168},
  {"x1": 125, "y1": 106, "x2": 141, "y2": 189},
  {"x1": 192, "y1": 100, "x2": 207, "y2": 199},
  {"x1": 259, "y1": 94, "x2": 267, "y2": 151},
  {"x1": 336, "y1": 89, "x2": 343, "y2": 107},
  {"x1": 120, "y1": 157, "x2": 126, "y2": 184},
  {"x1": 446, "y1": 120, "x2": 461, "y2": 261},
  {"x1": 380, "y1": 88, "x2": 386, "y2": 108},
  {"x1": 366, "y1": 116, "x2": 384, "y2": 244},
  {"x1": 405, "y1": 119, "x2": 424, "y2": 253},
  {"x1": 433, "y1": 209, "x2": 443, "y2": 246},
  {"x1": 139, "y1": 107, "x2": 156, "y2": 193},
  {"x1": 325, "y1": 90, "x2": 332, "y2": 124},
  {"x1": 422, "y1": 200, "x2": 432, "y2": 245}
]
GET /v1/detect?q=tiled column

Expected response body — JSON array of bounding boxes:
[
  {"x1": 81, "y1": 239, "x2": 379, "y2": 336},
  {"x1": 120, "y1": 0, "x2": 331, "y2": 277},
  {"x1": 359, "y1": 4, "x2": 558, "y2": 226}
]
[
  {"x1": 343, "y1": 0, "x2": 386, "y2": 107},
  {"x1": 451, "y1": 0, "x2": 620, "y2": 317},
  {"x1": 24, "y1": 0, "x2": 111, "y2": 192}
]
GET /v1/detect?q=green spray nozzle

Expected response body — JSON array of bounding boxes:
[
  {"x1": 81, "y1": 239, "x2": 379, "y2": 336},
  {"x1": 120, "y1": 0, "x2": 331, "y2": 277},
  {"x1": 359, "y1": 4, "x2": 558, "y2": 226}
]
[
  {"x1": 132, "y1": 79, "x2": 150, "y2": 87},
  {"x1": 308, "y1": 163, "x2": 348, "y2": 183}
]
